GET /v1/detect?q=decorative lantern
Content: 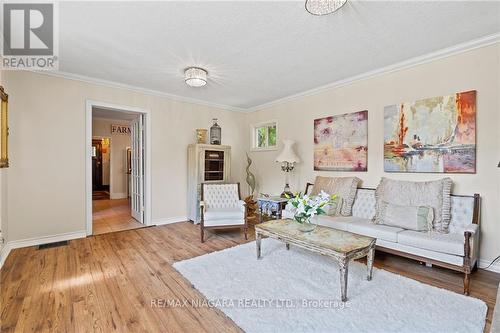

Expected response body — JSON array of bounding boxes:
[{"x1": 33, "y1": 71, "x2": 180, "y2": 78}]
[{"x1": 210, "y1": 119, "x2": 221, "y2": 145}]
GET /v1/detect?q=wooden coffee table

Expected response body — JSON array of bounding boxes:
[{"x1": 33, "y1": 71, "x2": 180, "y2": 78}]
[{"x1": 255, "y1": 219, "x2": 376, "y2": 302}]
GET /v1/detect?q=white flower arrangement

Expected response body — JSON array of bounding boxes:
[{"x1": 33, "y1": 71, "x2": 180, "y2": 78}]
[{"x1": 286, "y1": 191, "x2": 337, "y2": 224}]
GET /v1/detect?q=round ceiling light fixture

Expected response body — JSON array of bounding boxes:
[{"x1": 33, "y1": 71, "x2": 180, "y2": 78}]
[
  {"x1": 305, "y1": 0, "x2": 347, "y2": 16},
  {"x1": 184, "y1": 67, "x2": 208, "y2": 87}
]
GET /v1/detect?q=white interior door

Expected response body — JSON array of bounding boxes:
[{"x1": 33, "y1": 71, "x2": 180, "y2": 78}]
[{"x1": 130, "y1": 115, "x2": 144, "y2": 223}]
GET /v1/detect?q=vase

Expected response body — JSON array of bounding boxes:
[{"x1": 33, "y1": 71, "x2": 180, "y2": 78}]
[{"x1": 295, "y1": 216, "x2": 316, "y2": 232}]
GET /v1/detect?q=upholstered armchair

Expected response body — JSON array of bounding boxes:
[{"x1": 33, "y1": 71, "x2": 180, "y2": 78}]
[{"x1": 200, "y1": 183, "x2": 248, "y2": 243}]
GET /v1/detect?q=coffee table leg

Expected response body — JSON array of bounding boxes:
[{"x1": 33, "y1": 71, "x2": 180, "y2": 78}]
[
  {"x1": 340, "y1": 259, "x2": 349, "y2": 302},
  {"x1": 256, "y1": 233, "x2": 262, "y2": 259},
  {"x1": 367, "y1": 245, "x2": 375, "y2": 281},
  {"x1": 286, "y1": 243, "x2": 290, "y2": 250}
]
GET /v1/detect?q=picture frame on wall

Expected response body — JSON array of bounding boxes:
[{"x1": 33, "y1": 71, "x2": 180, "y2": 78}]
[
  {"x1": 313, "y1": 110, "x2": 368, "y2": 172},
  {"x1": 384, "y1": 90, "x2": 476, "y2": 173},
  {"x1": 0, "y1": 86, "x2": 9, "y2": 168}
]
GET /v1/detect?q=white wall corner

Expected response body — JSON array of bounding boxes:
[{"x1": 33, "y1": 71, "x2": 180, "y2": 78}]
[
  {"x1": 153, "y1": 217, "x2": 188, "y2": 226},
  {"x1": 0, "y1": 242, "x2": 12, "y2": 268}
]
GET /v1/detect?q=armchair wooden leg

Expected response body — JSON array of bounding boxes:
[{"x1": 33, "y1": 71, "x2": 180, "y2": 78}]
[
  {"x1": 201, "y1": 226, "x2": 205, "y2": 243},
  {"x1": 244, "y1": 227, "x2": 248, "y2": 240},
  {"x1": 464, "y1": 272, "x2": 470, "y2": 296}
]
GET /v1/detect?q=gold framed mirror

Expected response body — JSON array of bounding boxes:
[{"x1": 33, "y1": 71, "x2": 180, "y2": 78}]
[{"x1": 0, "y1": 86, "x2": 9, "y2": 168}]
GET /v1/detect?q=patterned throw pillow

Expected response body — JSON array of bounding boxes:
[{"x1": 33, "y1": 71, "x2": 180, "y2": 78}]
[
  {"x1": 377, "y1": 201, "x2": 434, "y2": 231},
  {"x1": 323, "y1": 197, "x2": 343, "y2": 216},
  {"x1": 310, "y1": 176, "x2": 361, "y2": 216},
  {"x1": 374, "y1": 178, "x2": 452, "y2": 233}
]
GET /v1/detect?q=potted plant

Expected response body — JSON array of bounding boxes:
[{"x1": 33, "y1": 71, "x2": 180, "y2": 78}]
[{"x1": 286, "y1": 191, "x2": 336, "y2": 232}]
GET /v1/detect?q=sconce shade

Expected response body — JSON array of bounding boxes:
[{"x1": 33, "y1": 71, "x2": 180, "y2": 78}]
[{"x1": 275, "y1": 140, "x2": 300, "y2": 163}]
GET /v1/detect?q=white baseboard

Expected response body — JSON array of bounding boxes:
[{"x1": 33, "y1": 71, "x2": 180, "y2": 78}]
[
  {"x1": 0, "y1": 230, "x2": 87, "y2": 269},
  {"x1": 110, "y1": 192, "x2": 128, "y2": 200},
  {"x1": 0, "y1": 243, "x2": 12, "y2": 268},
  {"x1": 478, "y1": 259, "x2": 500, "y2": 273},
  {"x1": 153, "y1": 216, "x2": 187, "y2": 226}
]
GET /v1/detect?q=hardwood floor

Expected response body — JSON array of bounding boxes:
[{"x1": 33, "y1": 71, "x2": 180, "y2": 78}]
[
  {"x1": 93, "y1": 198, "x2": 145, "y2": 235},
  {"x1": 1, "y1": 222, "x2": 498, "y2": 332}
]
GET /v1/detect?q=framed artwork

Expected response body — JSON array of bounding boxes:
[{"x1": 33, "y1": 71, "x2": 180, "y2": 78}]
[
  {"x1": 314, "y1": 110, "x2": 368, "y2": 171},
  {"x1": 384, "y1": 90, "x2": 476, "y2": 173},
  {"x1": 0, "y1": 86, "x2": 8, "y2": 168}
]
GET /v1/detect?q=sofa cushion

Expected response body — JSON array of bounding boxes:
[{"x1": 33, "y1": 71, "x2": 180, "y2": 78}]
[
  {"x1": 346, "y1": 219, "x2": 404, "y2": 242},
  {"x1": 204, "y1": 207, "x2": 244, "y2": 221},
  {"x1": 374, "y1": 177, "x2": 452, "y2": 233},
  {"x1": 352, "y1": 189, "x2": 376, "y2": 219},
  {"x1": 310, "y1": 176, "x2": 361, "y2": 216},
  {"x1": 397, "y1": 230, "x2": 465, "y2": 256},
  {"x1": 313, "y1": 216, "x2": 364, "y2": 231},
  {"x1": 377, "y1": 201, "x2": 433, "y2": 231}
]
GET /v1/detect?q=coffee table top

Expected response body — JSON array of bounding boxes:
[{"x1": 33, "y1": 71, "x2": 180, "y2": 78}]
[{"x1": 255, "y1": 219, "x2": 375, "y2": 254}]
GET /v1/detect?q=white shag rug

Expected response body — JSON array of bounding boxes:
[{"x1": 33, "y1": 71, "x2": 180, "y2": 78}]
[{"x1": 173, "y1": 239, "x2": 487, "y2": 333}]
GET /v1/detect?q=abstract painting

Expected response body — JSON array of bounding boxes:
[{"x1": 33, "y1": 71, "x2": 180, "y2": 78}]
[
  {"x1": 384, "y1": 90, "x2": 476, "y2": 173},
  {"x1": 314, "y1": 111, "x2": 368, "y2": 171}
]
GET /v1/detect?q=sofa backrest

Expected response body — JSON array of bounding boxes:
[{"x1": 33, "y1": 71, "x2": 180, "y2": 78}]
[{"x1": 351, "y1": 188, "x2": 478, "y2": 232}]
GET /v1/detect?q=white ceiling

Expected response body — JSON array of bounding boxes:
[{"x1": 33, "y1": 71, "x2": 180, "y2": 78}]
[{"x1": 59, "y1": 1, "x2": 500, "y2": 110}]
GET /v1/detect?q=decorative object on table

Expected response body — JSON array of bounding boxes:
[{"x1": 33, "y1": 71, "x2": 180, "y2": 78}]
[
  {"x1": 0, "y1": 86, "x2": 9, "y2": 168},
  {"x1": 184, "y1": 67, "x2": 208, "y2": 87},
  {"x1": 384, "y1": 90, "x2": 476, "y2": 173},
  {"x1": 187, "y1": 144, "x2": 231, "y2": 223},
  {"x1": 275, "y1": 139, "x2": 300, "y2": 198},
  {"x1": 245, "y1": 153, "x2": 256, "y2": 197},
  {"x1": 314, "y1": 110, "x2": 367, "y2": 172},
  {"x1": 196, "y1": 128, "x2": 208, "y2": 144},
  {"x1": 210, "y1": 118, "x2": 222, "y2": 145},
  {"x1": 286, "y1": 191, "x2": 335, "y2": 232},
  {"x1": 199, "y1": 183, "x2": 247, "y2": 243},
  {"x1": 257, "y1": 196, "x2": 289, "y2": 223},
  {"x1": 305, "y1": 0, "x2": 348, "y2": 16}
]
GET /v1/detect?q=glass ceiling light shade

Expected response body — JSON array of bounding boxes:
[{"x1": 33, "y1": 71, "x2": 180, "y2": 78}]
[
  {"x1": 184, "y1": 67, "x2": 207, "y2": 87},
  {"x1": 305, "y1": 0, "x2": 347, "y2": 16}
]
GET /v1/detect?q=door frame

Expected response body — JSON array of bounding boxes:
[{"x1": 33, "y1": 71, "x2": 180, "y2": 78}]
[{"x1": 85, "y1": 100, "x2": 152, "y2": 236}]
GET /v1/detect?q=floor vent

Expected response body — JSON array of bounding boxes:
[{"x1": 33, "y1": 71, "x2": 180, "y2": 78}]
[{"x1": 38, "y1": 241, "x2": 69, "y2": 250}]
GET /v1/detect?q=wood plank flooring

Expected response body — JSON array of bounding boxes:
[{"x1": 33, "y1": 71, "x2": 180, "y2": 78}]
[
  {"x1": 1, "y1": 222, "x2": 498, "y2": 332},
  {"x1": 92, "y1": 198, "x2": 145, "y2": 235}
]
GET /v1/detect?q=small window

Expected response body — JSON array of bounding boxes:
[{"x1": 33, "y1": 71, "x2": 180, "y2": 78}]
[{"x1": 252, "y1": 122, "x2": 277, "y2": 150}]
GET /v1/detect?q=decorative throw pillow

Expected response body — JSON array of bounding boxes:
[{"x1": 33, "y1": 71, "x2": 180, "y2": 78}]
[
  {"x1": 323, "y1": 197, "x2": 343, "y2": 216},
  {"x1": 310, "y1": 176, "x2": 361, "y2": 216},
  {"x1": 374, "y1": 177, "x2": 452, "y2": 233},
  {"x1": 378, "y1": 201, "x2": 434, "y2": 231}
]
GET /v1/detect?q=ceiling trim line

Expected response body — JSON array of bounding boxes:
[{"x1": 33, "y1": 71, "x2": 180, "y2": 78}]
[
  {"x1": 247, "y1": 32, "x2": 500, "y2": 112},
  {"x1": 30, "y1": 70, "x2": 247, "y2": 113}
]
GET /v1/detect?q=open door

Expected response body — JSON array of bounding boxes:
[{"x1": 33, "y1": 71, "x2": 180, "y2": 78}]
[{"x1": 130, "y1": 115, "x2": 144, "y2": 223}]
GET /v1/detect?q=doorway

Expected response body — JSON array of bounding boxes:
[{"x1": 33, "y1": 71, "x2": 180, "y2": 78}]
[{"x1": 86, "y1": 101, "x2": 152, "y2": 236}]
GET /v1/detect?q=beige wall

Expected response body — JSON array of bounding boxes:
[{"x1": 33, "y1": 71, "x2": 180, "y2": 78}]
[
  {"x1": 92, "y1": 118, "x2": 132, "y2": 198},
  {"x1": 2, "y1": 70, "x2": 247, "y2": 241},
  {"x1": 245, "y1": 44, "x2": 500, "y2": 264}
]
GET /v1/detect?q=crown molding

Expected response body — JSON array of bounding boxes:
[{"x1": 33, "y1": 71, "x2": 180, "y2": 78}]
[
  {"x1": 247, "y1": 32, "x2": 500, "y2": 112},
  {"x1": 30, "y1": 32, "x2": 500, "y2": 114},
  {"x1": 31, "y1": 70, "x2": 247, "y2": 113}
]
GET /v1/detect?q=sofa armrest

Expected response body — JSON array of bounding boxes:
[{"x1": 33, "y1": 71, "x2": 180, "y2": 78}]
[
  {"x1": 238, "y1": 200, "x2": 246, "y2": 213},
  {"x1": 463, "y1": 224, "x2": 478, "y2": 234}
]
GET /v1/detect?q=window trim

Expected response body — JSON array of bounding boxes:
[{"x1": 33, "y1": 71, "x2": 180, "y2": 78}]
[{"x1": 250, "y1": 120, "x2": 278, "y2": 152}]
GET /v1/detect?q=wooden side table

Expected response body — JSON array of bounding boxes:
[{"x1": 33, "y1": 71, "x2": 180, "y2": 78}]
[{"x1": 257, "y1": 197, "x2": 288, "y2": 223}]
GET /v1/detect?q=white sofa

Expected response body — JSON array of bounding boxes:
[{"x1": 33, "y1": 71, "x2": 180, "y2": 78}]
[{"x1": 283, "y1": 186, "x2": 480, "y2": 295}]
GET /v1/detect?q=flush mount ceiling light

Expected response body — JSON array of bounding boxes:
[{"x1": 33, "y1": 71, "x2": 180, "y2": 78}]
[
  {"x1": 184, "y1": 67, "x2": 208, "y2": 87},
  {"x1": 305, "y1": 0, "x2": 347, "y2": 16}
]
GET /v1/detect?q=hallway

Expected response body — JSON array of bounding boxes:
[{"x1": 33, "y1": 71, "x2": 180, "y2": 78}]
[{"x1": 92, "y1": 198, "x2": 144, "y2": 235}]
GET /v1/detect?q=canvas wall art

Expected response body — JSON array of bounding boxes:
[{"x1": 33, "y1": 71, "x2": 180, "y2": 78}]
[
  {"x1": 384, "y1": 90, "x2": 476, "y2": 173},
  {"x1": 314, "y1": 111, "x2": 368, "y2": 171}
]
